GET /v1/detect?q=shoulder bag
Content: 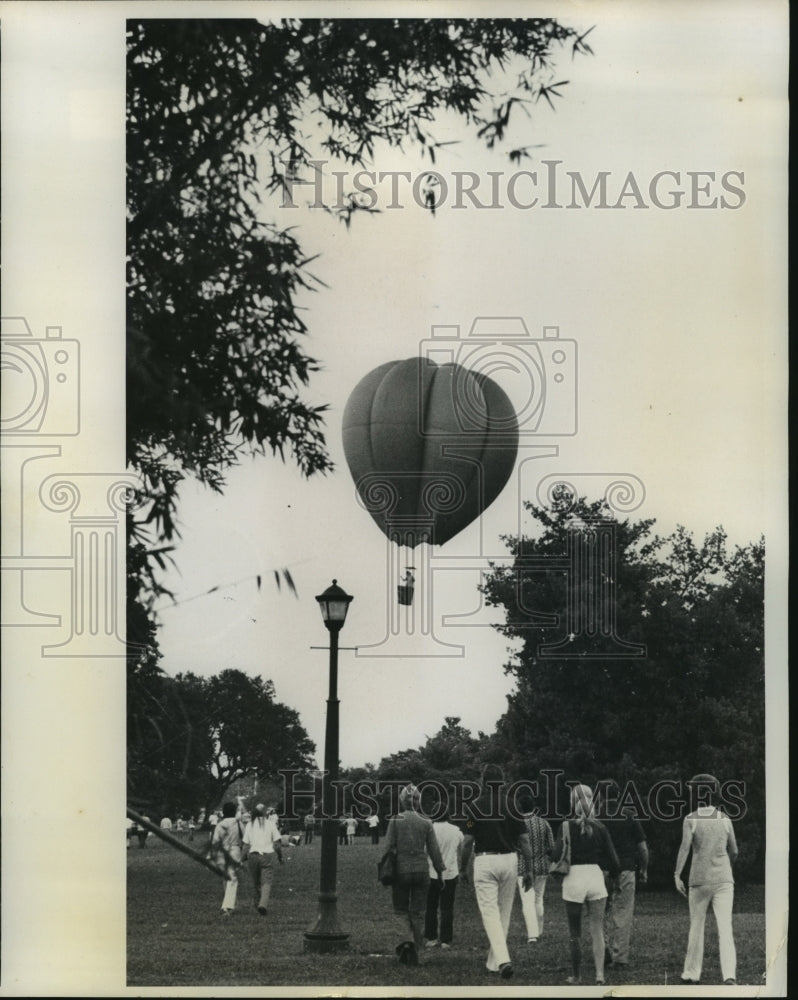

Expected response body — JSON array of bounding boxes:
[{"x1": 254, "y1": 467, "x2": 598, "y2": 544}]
[{"x1": 377, "y1": 847, "x2": 397, "y2": 886}]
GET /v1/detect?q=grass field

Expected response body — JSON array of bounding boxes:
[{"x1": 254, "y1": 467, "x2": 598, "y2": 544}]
[{"x1": 128, "y1": 833, "x2": 766, "y2": 989}]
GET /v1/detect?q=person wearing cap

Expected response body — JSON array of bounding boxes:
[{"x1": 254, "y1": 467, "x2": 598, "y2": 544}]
[
  {"x1": 674, "y1": 773, "x2": 738, "y2": 985},
  {"x1": 460, "y1": 764, "x2": 534, "y2": 981},
  {"x1": 242, "y1": 803, "x2": 284, "y2": 915},
  {"x1": 384, "y1": 784, "x2": 445, "y2": 968},
  {"x1": 601, "y1": 781, "x2": 649, "y2": 969}
]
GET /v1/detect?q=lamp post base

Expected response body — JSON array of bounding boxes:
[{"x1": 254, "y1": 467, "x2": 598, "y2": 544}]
[{"x1": 303, "y1": 932, "x2": 350, "y2": 954}]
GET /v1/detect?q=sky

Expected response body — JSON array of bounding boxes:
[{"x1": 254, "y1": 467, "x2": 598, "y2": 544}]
[
  {"x1": 142, "y1": 5, "x2": 788, "y2": 769},
  {"x1": 0, "y1": 2, "x2": 787, "y2": 995}
]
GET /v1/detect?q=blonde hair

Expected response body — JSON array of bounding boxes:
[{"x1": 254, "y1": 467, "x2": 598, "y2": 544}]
[
  {"x1": 399, "y1": 784, "x2": 421, "y2": 810},
  {"x1": 571, "y1": 783, "x2": 595, "y2": 834}
]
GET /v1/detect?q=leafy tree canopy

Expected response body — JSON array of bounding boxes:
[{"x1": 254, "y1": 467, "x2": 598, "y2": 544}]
[
  {"x1": 127, "y1": 663, "x2": 315, "y2": 815},
  {"x1": 480, "y1": 492, "x2": 765, "y2": 883},
  {"x1": 126, "y1": 17, "x2": 593, "y2": 606}
]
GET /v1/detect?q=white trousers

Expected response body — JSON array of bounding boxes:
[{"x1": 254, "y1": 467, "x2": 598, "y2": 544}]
[
  {"x1": 517, "y1": 874, "x2": 548, "y2": 939},
  {"x1": 219, "y1": 845, "x2": 241, "y2": 911},
  {"x1": 474, "y1": 853, "x2": 517, "y2": 971},
  {"x1": 683, "y1": 881, "x2": 736, "y2": 983}
]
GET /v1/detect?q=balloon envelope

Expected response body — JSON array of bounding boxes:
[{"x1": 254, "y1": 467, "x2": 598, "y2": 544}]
[{"x1": 342, "y1": 357, "x2": 519, "y2": 547}]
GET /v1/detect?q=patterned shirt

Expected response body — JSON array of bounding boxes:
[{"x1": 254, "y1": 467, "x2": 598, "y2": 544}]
[{"x1": 517, "y1": 813, "x2": 555, "y2": 878}]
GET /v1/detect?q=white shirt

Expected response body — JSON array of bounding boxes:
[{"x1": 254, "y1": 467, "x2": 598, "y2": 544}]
[
  {"x1": 244, "y1": 816, "x2": 282, "y2": 854},
  {"x1": 428, "y1": 821, "x2": 464, "y2": 880}
]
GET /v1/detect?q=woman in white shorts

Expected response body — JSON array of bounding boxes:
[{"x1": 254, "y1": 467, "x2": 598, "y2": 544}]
[{"x1": 551, "y1": 784, "x2": 620, "y2": 985}]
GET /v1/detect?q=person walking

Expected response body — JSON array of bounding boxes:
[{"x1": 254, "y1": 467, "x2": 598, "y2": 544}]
[
  {"x1": 135, "y1": 814, "x2": 151, "y2": 848},
  {"x1": 303, "y1": 810, "x2": 315, "y2": 845},
  {"x1": 602, "y1": 781, "x2": 649, "y2": 969},
  {"x1": 516, "y1": 791, "x2": 555, "y2": 944},
  {"x1": 424, "y1": 809, "x2": 464, "y2": 950},
  {"x1": 552, "y1": 783, "x2": 620, "y2": 986},
  {"x1": 385, "y1": 784, "x2": 445, "y2": 968},
  {"x1": 674, "y1": 773, "x2": 738, "y2": 986},
  {"x1": 367, "y1": 810, "x2": 380, "y2": 845},
  {"x1": 345, "y1": 813, "x2": 358, "y2": 846},
  {"x1": 210, "y1": 801, "x2": 245, "y2": 916},
  {"x1": 460, "y1": 764, "x2": 534, "y2": 981},
  {"x1": 242, "y1": 803, "x2": 284, "y2": 915}
]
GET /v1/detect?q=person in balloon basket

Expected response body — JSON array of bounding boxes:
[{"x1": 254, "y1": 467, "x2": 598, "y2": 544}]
[
  {"x1": 241, "y1": 803, "x2": 284, "y2": 915},
  {"x1": 550, "y1": 783, "x2": 620, "y2": 986},
  {"x1": 674, "y1": 773, "x2": 738, "y2": 986},
  {"x1": 460, "y1": 764, "x2": 534, "y2": 981},
  {"x1": 385, "y1": 784, "x2": 445, "y2": 967}
]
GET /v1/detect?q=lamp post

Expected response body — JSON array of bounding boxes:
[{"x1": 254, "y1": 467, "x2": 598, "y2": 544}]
[{"x1": 304, "y1": 579, "x2": 353, "y2": 953}]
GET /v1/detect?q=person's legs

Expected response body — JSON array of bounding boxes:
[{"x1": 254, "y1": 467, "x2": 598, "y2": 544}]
[
  {"x1": 407, "y1": 873, "x2": 430, "y2": 951},
  {"x1": 439, "y1": 877, "x2": 458, "y2": 944},
  {"x1": 517, "y1": 875, "x2": 540, "y2": 940},
  {"x1": 608, "y1": 870, "x2": 636, "y2": 964},
  {"x1": 683, "y1": 883, "x2": 713, "y2": 981},
  {"x1": 711, "y1": 882, "x2": 736, "y2": 983},
  {"x1": 534, "y1": 876, "x2": 547, "y2": 935},
  {"x1": 249, "y1": 855, "x2": 262, "y2": 908},
  {"x1": 221, "y1": 870, "x2": 238, "y2": 910},
  {"x1": 586, "y1": 897, "x2": 608, "y2": 981},
  {"x1": 424, "y1": 876, "x2": 442, "y2": 943},
  {"x1": 392, "y1": 878, "x2": 414, "y2": 960},
  {"x1": 257, "y1": 854, "x2": 275, "y2": 911},
  {"x1": 221, "y1": 848, "x2": 240, "y2": 910},
  {"x1": 496, "y1": 857, "x2": 517, "y2": 960},
  {"x1": 474, "y1": 856, "x2": 512, "y2": 972},
  {"x1": 565, "y1": 900, "x2": 583, "y2": 981}
]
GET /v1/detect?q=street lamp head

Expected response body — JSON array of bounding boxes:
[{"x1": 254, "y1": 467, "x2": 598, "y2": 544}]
[{"x1": 315, "y1": 579, "x2": 353, "y2": 631}]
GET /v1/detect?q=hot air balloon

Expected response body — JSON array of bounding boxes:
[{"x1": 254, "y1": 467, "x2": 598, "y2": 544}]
[{"x1": 342, "y1": 357, "x2": 519, "y2": 613}]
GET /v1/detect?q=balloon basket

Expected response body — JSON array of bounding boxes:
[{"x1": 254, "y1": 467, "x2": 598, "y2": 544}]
[{"x1": 397, "y1": 585, "x2": 414, "y2": 606}]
